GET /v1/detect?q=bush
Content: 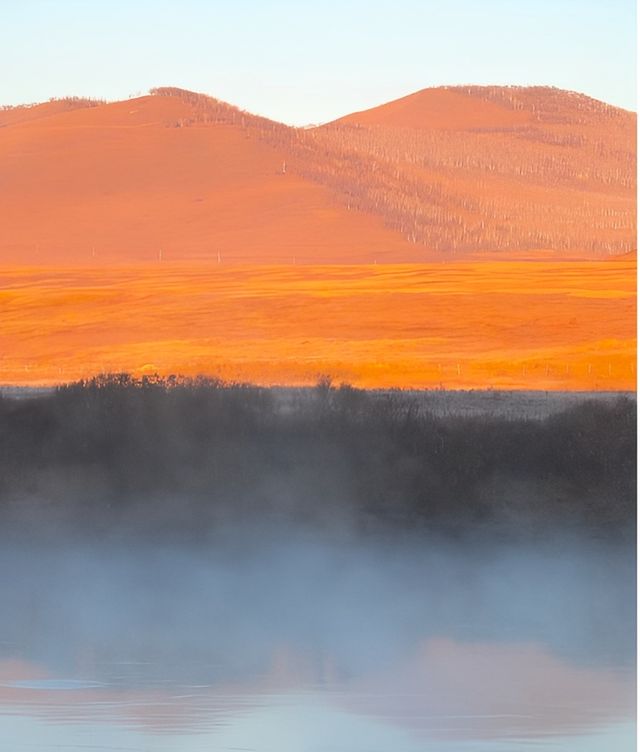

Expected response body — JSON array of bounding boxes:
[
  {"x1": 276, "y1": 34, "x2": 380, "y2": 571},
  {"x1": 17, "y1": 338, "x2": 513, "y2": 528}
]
[{"x1": 0, "y1": 375, "x2": 634, "y2": 538}]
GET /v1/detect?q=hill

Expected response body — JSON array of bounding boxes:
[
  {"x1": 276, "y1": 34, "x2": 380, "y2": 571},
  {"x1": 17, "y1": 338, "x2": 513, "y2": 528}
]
[
  {"x1": 0, "y1": 97, "x2": 104, "y2": 127},
  {"x1": 317, "y1": 86, "x2": 636, "y2": 255},
  {"x1": 0, "y1": 90, "x2": 413, "y2": 264},
  {"x1": 0, "y1": 86, "x2": 635, "y2": 262}
]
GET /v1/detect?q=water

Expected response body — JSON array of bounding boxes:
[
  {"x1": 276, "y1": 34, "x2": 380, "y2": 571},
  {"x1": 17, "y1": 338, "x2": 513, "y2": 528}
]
[{"x1": 0, "y1": 534, "x2": 634, "y2": 751}]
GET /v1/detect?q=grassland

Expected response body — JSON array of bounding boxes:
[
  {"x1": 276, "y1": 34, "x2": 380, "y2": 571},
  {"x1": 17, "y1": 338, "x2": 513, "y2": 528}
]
[{"x1": 0, "y1": 257, "x2": 634, "y2": 390}]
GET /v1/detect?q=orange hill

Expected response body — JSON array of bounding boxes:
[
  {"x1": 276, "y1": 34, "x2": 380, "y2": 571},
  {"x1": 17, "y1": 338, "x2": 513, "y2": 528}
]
[
  {"x1": 321, "y1": 86, "x2": 636, "y2": 256},
  {"x1": 0, "y1": 93, "x2": 412, "y2": 264},
  {"x1": 335, "y1": 86, "x2": 535, "y2": 130},
  {"x1": 0, "y1": 86, "x2": 635, "y2": 263}
]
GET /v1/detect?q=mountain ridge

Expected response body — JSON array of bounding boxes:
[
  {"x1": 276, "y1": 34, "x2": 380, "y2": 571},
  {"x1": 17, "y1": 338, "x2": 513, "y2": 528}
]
[
  {"x1": 2, "y1": 84, "x2": 634, "y2": 127},
  {"x1": 0, "y1": 85, "x2": 635, "y2": 263}
]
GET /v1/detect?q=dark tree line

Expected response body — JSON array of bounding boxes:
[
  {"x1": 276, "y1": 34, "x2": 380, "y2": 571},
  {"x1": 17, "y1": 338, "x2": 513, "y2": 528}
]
[{"x1": 0, "y1": 375, "x2": 634, "y2": 539}]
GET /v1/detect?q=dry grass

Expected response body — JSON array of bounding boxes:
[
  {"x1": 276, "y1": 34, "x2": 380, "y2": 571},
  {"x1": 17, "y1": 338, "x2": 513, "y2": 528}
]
[{"x1": 1, "y1": 258, "x2": 634, "y2": 390}]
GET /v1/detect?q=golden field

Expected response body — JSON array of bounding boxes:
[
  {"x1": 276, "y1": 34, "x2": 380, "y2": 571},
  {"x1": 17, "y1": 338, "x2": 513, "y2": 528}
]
[{"x1": 1, "y1": 257, "x2": 634, "y2": 390}]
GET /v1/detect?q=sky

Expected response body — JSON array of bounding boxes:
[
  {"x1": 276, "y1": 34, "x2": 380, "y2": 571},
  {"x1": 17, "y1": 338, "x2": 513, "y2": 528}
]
[{"x1": 1, "y1": 0, "x2": 636, "y2": 125}]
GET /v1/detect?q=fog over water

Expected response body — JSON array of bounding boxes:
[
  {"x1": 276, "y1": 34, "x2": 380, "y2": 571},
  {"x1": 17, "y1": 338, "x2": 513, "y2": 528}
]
[
  {"x1": 0, "y1": 382, "x2": 635, "y2": 750},
  {"x1": 0, "y1": 530, "x2": 634, "y2": 751}
]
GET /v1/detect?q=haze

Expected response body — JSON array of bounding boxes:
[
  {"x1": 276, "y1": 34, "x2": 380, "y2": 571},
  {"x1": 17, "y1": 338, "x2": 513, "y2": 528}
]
[{"x1": 0, "y1": 531, "x2": 634, "y2": 750}]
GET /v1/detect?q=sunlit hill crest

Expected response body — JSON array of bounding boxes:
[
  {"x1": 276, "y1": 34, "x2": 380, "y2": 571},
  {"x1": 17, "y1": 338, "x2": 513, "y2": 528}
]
[{"x1": 0, "y1": 84, "x2": 635, "y2": 263}]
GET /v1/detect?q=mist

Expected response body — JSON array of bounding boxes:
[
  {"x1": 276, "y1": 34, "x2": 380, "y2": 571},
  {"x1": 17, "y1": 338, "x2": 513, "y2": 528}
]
[
  {"x1": 1, "y1": 531, "x2": 634, "y2": 675},
  {"x1": 0, "y1": 377, "x2": 635, "y2": 750},
  {"x1": 0, "y1": 375, "x2": 635, "y2": 540},
  {"x1": 0, "y1": 531, "x2": 634, "y2": 746}
]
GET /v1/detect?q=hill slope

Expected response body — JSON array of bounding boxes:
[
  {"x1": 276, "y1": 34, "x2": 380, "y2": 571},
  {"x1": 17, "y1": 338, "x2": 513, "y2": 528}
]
[
  {"x1": 0, "y1": 86, "x2": 635, "y2": 262},
  {"x1": 0, "y1": 91, "x2": 414, "y2": 264},
  {"x1": 316, "y1": 86, "x2": 636, "y2": 255}
]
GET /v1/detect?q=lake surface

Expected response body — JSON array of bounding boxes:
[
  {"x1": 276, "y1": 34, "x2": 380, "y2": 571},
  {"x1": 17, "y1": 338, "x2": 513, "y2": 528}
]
[{"x1": 0, "y1": 534, "x2": 634, "y2": 751}]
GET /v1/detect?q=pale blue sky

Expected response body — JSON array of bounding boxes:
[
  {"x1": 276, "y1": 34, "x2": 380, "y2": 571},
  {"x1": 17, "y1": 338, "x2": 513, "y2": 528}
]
[{"x1": 1, "y1": 0, "x2": 636, "y2": 124}]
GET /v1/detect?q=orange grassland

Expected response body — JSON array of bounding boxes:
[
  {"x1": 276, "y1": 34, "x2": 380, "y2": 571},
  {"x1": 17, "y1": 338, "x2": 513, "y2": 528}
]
[{"x1": 1, "y1": 257, "x2": 635, "y2": 390}]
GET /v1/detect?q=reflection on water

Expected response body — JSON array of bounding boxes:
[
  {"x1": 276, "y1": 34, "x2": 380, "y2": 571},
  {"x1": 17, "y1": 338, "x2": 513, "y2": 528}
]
[{"x1": 0, "y1": 534, "x2": 634, "y2": 751}]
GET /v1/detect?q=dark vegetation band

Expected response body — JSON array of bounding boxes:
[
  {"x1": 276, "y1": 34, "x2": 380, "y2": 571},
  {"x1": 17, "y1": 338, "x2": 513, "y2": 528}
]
[{"x1": 0, "y1": 374, "x2": 635, "y2": 537}]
